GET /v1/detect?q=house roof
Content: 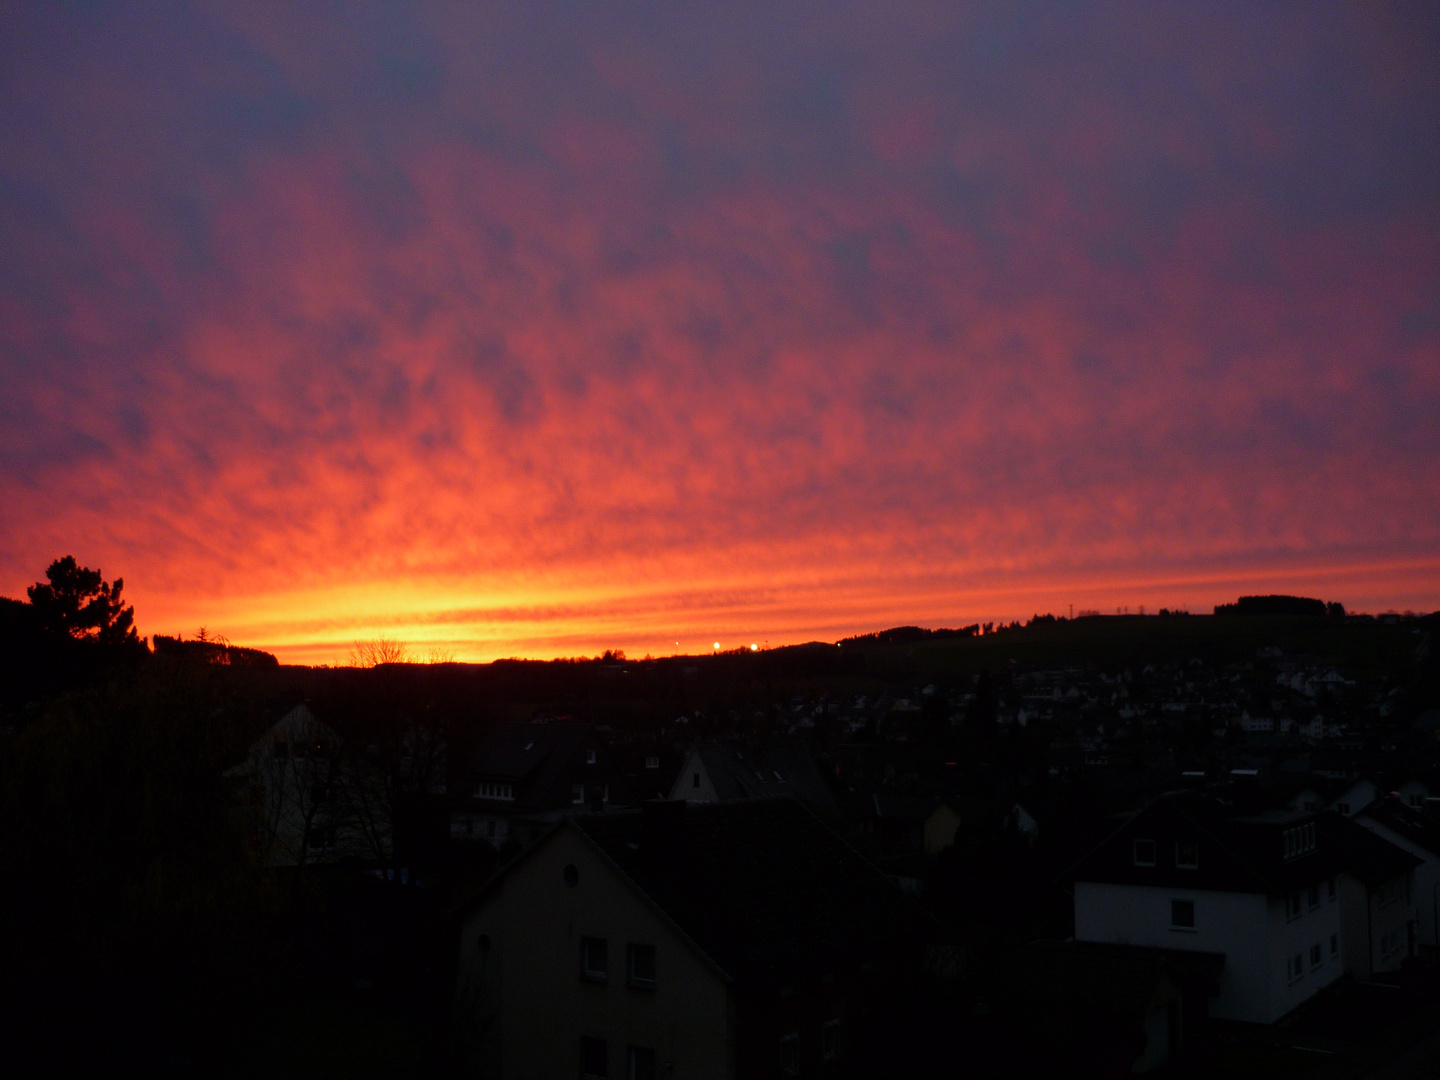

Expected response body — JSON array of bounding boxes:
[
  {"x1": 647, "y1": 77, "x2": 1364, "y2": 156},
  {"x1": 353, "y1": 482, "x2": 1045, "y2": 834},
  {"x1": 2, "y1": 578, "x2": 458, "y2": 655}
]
[
  {"x1": 569, "y1": 797, "x2": 925, "y2": 981},
  {"x1": 689, "y1": 741, "x2": 843, "y2": 822},
  {"x1": 454, "y1": 721, "x2": 624, "y2": 811},
  {"x1": 1357, "y1": 795, "x2": 1440, "y2": 859},
  {"x1": 1065, "y1": 791, "x2": 1354, "y2": 896},
  {"x1": 1334, "y1": 813, "x2": 1422, "y2": 886}
]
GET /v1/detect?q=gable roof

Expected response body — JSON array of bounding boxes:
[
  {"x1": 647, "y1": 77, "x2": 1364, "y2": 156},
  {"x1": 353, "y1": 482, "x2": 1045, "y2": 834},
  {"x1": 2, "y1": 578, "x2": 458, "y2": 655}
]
[
  {"x1": 1333, "y1": 812, "x2": 1422, "y2": 886},
  {"x1": 571, "y1": 798, "x2": 922, "y2": 981},
  {"x1": 1356, "y1": 795, "x2": 1440, "y2": 859},
  {"x1": 463, "y1": 797, "x2": 926, "y2": 982},
  {"x1": 687, "y1": 741, "x2": 843, "y2": 822}
]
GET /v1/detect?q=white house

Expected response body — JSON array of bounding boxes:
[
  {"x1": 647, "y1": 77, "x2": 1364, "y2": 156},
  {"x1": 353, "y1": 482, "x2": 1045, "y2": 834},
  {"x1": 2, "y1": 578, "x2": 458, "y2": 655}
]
[{"x1": 1069, "y1": 794, "x2": 1350, "y2": 1024}]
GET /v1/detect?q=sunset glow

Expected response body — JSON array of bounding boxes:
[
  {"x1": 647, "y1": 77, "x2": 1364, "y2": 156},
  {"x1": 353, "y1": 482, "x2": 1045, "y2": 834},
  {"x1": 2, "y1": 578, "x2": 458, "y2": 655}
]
[{"x1": 2, "y1": 2, "x2": 1437, "y2": 661}]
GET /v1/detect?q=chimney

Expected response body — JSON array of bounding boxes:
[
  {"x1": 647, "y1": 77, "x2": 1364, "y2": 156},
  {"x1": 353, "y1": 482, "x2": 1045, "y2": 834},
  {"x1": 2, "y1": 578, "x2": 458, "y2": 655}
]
[{"x1": 642, "y1": 798, "x2": 687, "y2": 859}]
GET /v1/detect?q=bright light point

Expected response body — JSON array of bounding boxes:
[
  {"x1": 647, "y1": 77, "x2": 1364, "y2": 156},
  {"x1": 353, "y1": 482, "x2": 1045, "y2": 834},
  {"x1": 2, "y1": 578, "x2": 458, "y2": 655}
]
[
  {"x1": 749, "y1": 643, "x2": 758, "y2": 651},
  {"x1": 713, "y1": 642, "x2": 720, "y2": 650}
]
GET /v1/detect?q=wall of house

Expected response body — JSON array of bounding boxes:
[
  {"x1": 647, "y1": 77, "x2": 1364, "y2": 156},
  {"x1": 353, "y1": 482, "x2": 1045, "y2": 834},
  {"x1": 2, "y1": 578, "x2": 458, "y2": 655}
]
[
  {"x1": 923, "y1": 806, "x2": 962, "y2": 854},
  {"x1": 671, "y1": 751, "x2": 720, "y2": 803},
  {"x1": 1356, "y1": 819, "x2": 1439, "y2": 950},
  {"x1": 456, "y1": 826, "x2": 733, "y2": 1080},
  {"x1": 1370, "y1": 874, "x2": 1415, "y2": 974},
  {"x1": 1074, "y1": 882, "x2": 1343, "y2": 1024}
]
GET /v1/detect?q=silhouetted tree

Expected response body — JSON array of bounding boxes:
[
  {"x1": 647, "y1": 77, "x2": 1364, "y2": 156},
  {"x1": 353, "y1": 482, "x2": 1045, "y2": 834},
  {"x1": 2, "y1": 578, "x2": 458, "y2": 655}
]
[
  {"x1": 349, "y1": 636, "x2": 409, "y2": 666},
  {"x1": 26, "y1": 555, "x2": 137, "y2": 646}
]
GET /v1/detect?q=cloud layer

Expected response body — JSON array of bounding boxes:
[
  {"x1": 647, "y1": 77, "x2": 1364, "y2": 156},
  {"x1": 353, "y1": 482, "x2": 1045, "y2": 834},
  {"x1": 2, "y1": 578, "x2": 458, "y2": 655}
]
[{"x1": 2, "y1": 1, "x2": 1437, "y2": 660}]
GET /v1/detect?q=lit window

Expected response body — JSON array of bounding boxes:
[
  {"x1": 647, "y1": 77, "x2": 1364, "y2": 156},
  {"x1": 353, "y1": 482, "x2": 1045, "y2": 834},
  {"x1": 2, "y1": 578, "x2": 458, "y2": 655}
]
[
  {"x1": 627, "y1": 1046, "x2": 656, "y2": 1080},
  {"x1": 780, "y1": 1033, "x2": 799, "y2": 1077},
  {"x1": 1171, "y1": 899, "x2": 1195, "y2": 929},
  {"x1": 822, "y1": 1019, "x2": 840, "y2": 1061},
  {"x1": 580, "y1": 937, "x2": 608, "y2": 982},
  {"x1": 646, "y1": 756, "x2": 659, "y2": 770},
  {"x1": 581, "y1": 1036, "x2": 608, "y2": 1079},
  {"x1": 1175, "y1": 841, "x2": 1199, "y2": 869},
  {"x1": 1133, "y1": 839, "x2": 1157, "y2": 866},
  {"x1": 627, "y1": 944, "x2": 656, "y2": 989}
]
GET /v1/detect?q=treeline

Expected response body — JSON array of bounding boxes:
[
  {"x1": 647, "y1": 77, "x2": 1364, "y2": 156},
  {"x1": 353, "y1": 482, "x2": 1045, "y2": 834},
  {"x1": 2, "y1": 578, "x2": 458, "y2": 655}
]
[
  {"x1": 1214, "y1": 594, "x2": 1345, "y2": 618},
  {"x1": 841, "y1": 624, "x2": 983, "y2": 646}
]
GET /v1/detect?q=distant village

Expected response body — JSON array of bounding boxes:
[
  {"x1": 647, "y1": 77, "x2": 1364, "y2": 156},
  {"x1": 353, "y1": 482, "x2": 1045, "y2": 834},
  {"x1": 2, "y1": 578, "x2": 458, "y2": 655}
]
[{"x1": 215, "y1": 600, "x2": 1440, "y2": 1077}]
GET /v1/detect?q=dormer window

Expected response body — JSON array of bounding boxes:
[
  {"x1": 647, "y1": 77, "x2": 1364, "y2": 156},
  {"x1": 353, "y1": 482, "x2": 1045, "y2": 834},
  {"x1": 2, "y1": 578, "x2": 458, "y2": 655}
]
[
  {"x1": 1283, "y1": 822, "x2": 1317, "y2": 860},
  {"x1": 1176, "y1": 841, "x2": 1199, "y2": 869},
  {"x1": 646, "y1": 756, "x2": 659, "y2": 769},
  {"x1": 1133, "y1": 839, "x2": 1157, "y2": 867}
]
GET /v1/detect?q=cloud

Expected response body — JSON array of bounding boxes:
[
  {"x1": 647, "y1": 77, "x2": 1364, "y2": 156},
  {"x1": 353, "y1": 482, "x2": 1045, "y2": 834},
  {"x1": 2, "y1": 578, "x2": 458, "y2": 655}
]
[{"x1": 0, "y1": 0, "x2": 1437, "y2": 658}]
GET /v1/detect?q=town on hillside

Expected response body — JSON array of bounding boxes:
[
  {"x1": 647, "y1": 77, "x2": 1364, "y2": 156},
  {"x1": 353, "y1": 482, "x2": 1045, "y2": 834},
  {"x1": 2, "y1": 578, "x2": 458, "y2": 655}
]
[{"x1": 4, "y1": 565, "x2": 1440, "y2": 1076}]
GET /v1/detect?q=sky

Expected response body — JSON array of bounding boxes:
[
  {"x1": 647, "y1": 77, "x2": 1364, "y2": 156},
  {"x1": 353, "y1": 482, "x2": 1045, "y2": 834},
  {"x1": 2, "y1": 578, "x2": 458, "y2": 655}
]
[{"x1": 1, "y1": 1, "x2": 1438, "y2": 663}]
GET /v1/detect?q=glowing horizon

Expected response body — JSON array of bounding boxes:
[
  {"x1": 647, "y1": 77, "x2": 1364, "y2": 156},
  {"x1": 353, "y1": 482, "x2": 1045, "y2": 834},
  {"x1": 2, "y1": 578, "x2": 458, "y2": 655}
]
[{"x1": 2, "y1": 3, "x2": 1437, "y2": 664}]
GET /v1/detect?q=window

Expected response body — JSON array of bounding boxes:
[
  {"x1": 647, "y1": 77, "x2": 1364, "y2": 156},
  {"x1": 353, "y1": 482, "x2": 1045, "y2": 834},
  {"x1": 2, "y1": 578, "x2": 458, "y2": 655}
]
[
  {"x1": 1283, "y1": 822, "x2": 1317, "y2": 860},
  {"x1": 1171, "y1": 899, "x2": 1195, "y2": 929},
  {"x1": 627, "y1": 944, "x2": 656, "y2": 989},
  {"x1": 573, "y1": 784, "x2": 586, "y2": 805},
  {"x1": 272, "y1": 740, "x2": 289, "y2": 759},
  {"x1": 1287, "y1": 893, "x2": 1303, "y2": 920},
  {"x1": 1337, "y1": 802, "x2": 1350, "y2": 815},
  {"x1": 822, "y1": 1019, "x2": 841, "y2": 1061},
  {"x1": 627, "y1": 1047, "x2": 656, "y2": 1080},
  {"x1": 1328, "y1": 878, "x2": 1336, "y2": 901},
  {"x1": 1330, "y1": 933, "x2": 1339, "y2": 958},
  {"x1": 1411, "y1": 795, "x2": 1425, "y2": 808},
  {"x1": 692, "y1": 772, "x2": 700, "y2": 789},
  {"x1": 1310, "y1": 943, "x2": 1322, "y2": 969},
  {"x1": 1133, "y1": 839, "x2": 1157, "y2": 867},
  {"x1": 780, "y1": 1033, "x2": 799, "y2": 1077},
  {"x1": 580, "y1": 937, "x2": 608, "y2": 982},
  {"x1": 1175, "y1": 841, "x2": 1199, "y2": 869},
  {"x1": 474, "y1": 782, "x2": 514, "y2": 801},
  {"x1": 587, "y1": 749, "x2": 597, "y2": 765},
  {"x1": 1308, "y1": 885, "x2": 1320, "y2": 909},
  {"x1": 645, "y1": 756, "x2": 659, "y2": 770},
  {"x1": 1286, "y1": 953, "x2": 1304, "y2": 984},
  {"x1": 581, "y1": 1036, "x2": 608, "y2": 1079}
]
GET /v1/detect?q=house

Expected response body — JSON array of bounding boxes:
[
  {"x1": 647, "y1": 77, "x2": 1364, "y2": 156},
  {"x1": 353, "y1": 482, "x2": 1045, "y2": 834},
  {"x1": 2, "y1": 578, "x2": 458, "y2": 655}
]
[
  {"x1": 1334, "y1": 815, "x2": 1421, "y2": 981},
  {"x1": 669, "y1": 741, "x2": 842, "y2": 824},
  {"x1": 450, "y1": 722, "x2": 634, "y2": 850},
  {"x1": 1353, "y1": 796, "x2": 1440, "y2": 956},
  {"x1": 1068, "y1": 793, "x2": 1350, "y2": 1024},
  {"x1": 454, "y1": 798, "x2": 925, "y2": 1079},
  {"x1": 228, "y1": 703, "x2": 385, "y2": 866}
]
